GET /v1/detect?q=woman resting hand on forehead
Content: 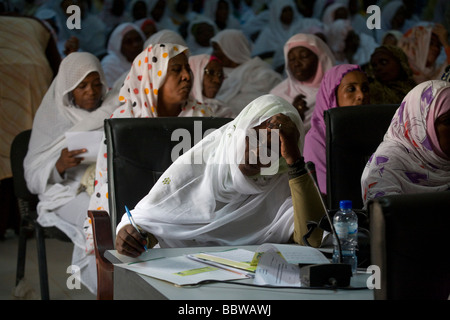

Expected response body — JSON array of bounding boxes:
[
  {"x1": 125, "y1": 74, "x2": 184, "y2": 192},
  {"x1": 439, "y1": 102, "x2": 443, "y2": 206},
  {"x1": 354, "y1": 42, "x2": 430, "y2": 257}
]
[{"x1": 115, "y1": 94, "x2": 327, "y2": 257}]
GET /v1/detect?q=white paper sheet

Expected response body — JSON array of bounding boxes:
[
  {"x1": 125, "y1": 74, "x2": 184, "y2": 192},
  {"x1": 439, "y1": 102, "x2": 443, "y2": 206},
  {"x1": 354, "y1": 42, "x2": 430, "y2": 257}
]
[
  {"x1": 115, "y1": 256, "x2": 249, "y2": 286},
  {"x1": 65, "y1": 131, "x2": 103, "y2": 163},
  {"x1": 254, "y1": 252, "x2": 302, "y2": 287}
]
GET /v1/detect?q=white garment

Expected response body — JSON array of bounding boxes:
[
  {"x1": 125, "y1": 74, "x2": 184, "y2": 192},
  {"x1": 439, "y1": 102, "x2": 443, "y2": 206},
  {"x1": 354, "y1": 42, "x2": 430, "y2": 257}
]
[
  {"x1": 23, "y1": 52, "x2": 114, "y2": 294},
  {"x1": 211, "y1": 29, "x2": 282, "y2": 115},
  {"x1": 185, "y1": 15, "x2": 218, "y2": 56},
  {"x1": 101, "y1": 22, "x2": 145, "y2": 88},
  {"x1": 116, "y1": 94, "x2": 305, "y2": 248},
  {"x1": 251, "y1": 0, "x2": 299, "y2": 61},
  {"x1": 188, "y1": 54, "x2": 235, "y2": 118}
]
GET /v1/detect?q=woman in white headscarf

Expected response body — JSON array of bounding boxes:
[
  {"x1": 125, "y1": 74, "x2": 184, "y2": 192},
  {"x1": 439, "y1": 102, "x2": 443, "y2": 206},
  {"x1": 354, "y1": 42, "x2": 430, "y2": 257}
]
[
  {"x1": 189, "y1": 53, "x2": 235, "y2": 118},
  {"x1": 211, "y1": 29, "x2": 283, "y2": 115},
  {"x1": 202, "y1": 0, "x2": 241, "y2": 31},
  {"x1": 185, "y1": 15, "x2": 218, "y2": 56},
  {"x1": 89, "y1": 43, "x2": 212, "y2": 213},
  {"x1": 251, "y1": 0, "x2": 300, "y2": 69},
  {"x1": 270, "y1": 33, "x2": 335, "y2": 132},
  {"x1": 115, "y1": 94, "x2": 326, "y2": 255},
  {"x1": 24, "y1": 52, "x2": 114, "y2": 294},
  {"x1": 101, "y1": 22, "x2": 146, "y2": 88}
]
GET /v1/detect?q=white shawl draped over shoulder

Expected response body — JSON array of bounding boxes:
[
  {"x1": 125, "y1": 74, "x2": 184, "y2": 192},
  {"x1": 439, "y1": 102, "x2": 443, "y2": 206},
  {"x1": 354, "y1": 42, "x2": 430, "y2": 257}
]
[
  {"x1": 117, "y1": 94, "x2": 304, "y2": 247},
  {"x1": 24, "y1": 52, "x2": 114, "y2": 247}
]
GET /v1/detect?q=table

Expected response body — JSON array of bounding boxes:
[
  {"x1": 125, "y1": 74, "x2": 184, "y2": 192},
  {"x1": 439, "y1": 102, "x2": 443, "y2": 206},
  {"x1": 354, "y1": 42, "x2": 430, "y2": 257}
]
[{"x1": 105, "y1": 245, "x2": 374, "y2": 300}]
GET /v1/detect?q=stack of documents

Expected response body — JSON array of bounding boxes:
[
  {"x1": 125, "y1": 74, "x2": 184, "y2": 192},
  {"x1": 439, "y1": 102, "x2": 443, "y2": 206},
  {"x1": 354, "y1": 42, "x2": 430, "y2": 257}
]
[{"x1": 114, "y1": 244, "x2": 330, "y2": 287}]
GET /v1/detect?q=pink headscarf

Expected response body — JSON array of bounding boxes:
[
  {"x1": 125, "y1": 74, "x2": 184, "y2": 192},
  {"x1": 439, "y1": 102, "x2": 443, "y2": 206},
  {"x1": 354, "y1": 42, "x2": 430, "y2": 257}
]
[
  {"x1": 361, "y1": 80, "x2": 450, "y2": 206},
  {"x1": 270, "y1": 33, "x2": 335, "y2": 132},
  {"x1": 303, "y1": 64, "x2": 362, "y2": 194}
]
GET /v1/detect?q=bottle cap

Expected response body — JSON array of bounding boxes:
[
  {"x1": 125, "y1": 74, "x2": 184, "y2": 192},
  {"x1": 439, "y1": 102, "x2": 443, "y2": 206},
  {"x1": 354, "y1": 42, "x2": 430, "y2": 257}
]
[{"x1": 339, "y1": 200, "x2": 353, "y2": 210}]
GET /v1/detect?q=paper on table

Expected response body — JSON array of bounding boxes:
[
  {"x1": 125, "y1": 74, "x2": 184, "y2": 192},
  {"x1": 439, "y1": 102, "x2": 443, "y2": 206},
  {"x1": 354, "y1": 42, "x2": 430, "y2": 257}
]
[
  {"x1": 115, "y1": 256, "x2": 249, "y2": 286},
  {"x1": 254, "y1": 252, "x2": 301, "y2": 287},
  {"x1": 251, "y1": 243, "x2": 330, "y2": 266},
  {"x1": 65, "y1": 131, "x2": 103, "y2": 163},
  {"x1": 189, "y1": 248, "x2": 256, "y2": 274}
]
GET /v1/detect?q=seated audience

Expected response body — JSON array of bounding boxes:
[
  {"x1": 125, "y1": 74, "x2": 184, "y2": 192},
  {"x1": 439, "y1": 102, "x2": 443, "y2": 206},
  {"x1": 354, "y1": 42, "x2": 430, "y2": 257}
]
[
  {"x1": 115, "y1": 94, "x2": 326, "y2": 256},
  {"x1": 89, "y1": 43, "x2": 212, "y2": 212},
  {"x1": 303, "y1": 64, "x2": 370, "y2": 196},
  {"x1": 185, "y1": 15, "x2": 218, "y2": 56},
  {"x1": 55, "y1": 0, "x2": 107, "y2": 58},
  {"x1": 367, "y1": 45, "x2": 416, "y2": 105},
  {"x1": 99, "y1": 0, "x2": 129, "y2": 35},
  {"x1": 270, "y1": 33, "x2": 335, "y2": 132},
  {"x1": 147, "y1": 0, "x2": 177, "y2": 31},
  {"x1": 361, "y1": 80, "x2": 450, "y2": 205},
  {"x1": 210, "y1": 29, "x2": 283, "y2": 115},
  {"x1": 398, "y1": 24, "x2": 450, "y2": 84},
  {"x1": 101, "y1": 22, "x2": 145, "y2": 88},
  {"x1": 202, "y1": 0, "x2": 241, "y2": 31},
  {"x1": 135, "y1": 18, "x2": 158, "y2": 40},
  {"x1": 251, "y1": 0, "x2": 299, "y2": 69},
  {"x1": 325, "y1": 19, "x2": 378, "y2": 66},
  {"x1": 23, "y1": 52, "x2": 115, "y2": 294},
  {"x1": 189, "y1": 54, "x2": 235, "y2": 118}
]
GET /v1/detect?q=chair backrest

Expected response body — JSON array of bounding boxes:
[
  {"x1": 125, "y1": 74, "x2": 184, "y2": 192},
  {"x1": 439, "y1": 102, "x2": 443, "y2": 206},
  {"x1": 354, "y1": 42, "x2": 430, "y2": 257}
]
[
  {"x1": 325, "y1": 104, "x2": 398, "y2": 210},
  {"x1": 105, "y1": 117, "x2": 233, "y2": 233},
  {"x1": 369, "y1": 191, "x2": 450, "y2": 300},
  {"x1": 10, "y1": 130, "x2": 39, "y2": 204}
]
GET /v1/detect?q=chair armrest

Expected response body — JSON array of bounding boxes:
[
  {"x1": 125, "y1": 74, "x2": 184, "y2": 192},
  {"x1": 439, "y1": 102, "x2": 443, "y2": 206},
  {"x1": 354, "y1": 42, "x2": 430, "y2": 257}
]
[{"x1": 88, "y1": 210, "x2": 114, "y2": 300}]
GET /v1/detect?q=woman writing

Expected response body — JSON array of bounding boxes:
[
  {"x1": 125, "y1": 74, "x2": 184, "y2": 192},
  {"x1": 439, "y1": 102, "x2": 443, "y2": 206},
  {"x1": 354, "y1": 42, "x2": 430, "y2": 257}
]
[{"x1": 115, "y1": 94, "x2": 326, "y2": 256}]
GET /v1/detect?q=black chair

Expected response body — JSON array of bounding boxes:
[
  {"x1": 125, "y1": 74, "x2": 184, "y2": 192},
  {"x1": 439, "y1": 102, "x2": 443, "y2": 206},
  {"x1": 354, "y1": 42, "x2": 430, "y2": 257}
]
[
  {"x1": 325, "y1": 104, "x2": 399, "y2": 211},
  {"x1": 10, "y1": 130, "x2": 70, "y2": 300},
  {"x1": 369, "y1": 191, "x2": 450, "y2": 300},
  {"x1": 88, "y1": 116, "x2": 232, "y2": 299}
]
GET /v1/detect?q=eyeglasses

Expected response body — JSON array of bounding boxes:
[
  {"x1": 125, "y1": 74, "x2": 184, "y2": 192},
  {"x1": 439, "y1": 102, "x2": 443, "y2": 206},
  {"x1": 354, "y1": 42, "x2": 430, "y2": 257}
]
[{"x1": 204, "y1": 68, "x2": 226, "y2": 80}]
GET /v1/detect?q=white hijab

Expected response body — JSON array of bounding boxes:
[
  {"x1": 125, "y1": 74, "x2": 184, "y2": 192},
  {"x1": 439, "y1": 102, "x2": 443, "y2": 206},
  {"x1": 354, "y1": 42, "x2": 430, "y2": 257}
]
[
  {"x1": 101, "y1": 22, "x2": 145, "y2": 88},
  {"x1": 117, "y1": 94, "x2": 304, "y2": 247},
  {"x1": 188, "y1": 53, "x2": 235, "y2": 118},
  {"x1": 211, "y1": 29, "x2": 283, "y2": 115},
  {"x1": 24, "y1": 52, "x2": 113, "y2": 246},
  {"x1": 251, "y1": 0, "x2": 299, "y2": 59}
]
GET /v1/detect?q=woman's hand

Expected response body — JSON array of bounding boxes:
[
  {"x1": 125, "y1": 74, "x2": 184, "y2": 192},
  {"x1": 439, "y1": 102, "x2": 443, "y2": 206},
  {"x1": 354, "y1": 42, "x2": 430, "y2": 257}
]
[
  {"x1": 55, "y1": 147, "x2": 86, "y2": 175},
  {"x1": 116, "y1": 225, "x2": 148, "y2": 257},
  {"x1": 267, "y1": 113, "x2": 302, "y2": 165},
  {"x1": 292, "y1": 94, "x2": 308, "y2": 121},
  {"x1": 64, "y1": 36, "x2": 79, "y2": 56}
]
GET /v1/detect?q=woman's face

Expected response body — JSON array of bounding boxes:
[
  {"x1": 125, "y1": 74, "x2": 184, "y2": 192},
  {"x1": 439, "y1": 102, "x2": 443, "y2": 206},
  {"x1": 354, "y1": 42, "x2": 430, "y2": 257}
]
[
  {"x1": 193, "y1": 22, "x2": 215, "y2": 47},
  {"x1": 280, "y1": 6, "x2": 294, "y2": 26},
  {"x1": 159, "y1": 53, "x2": 192, "y2": 107},
  {"x1": 336, "y1": 70, "x2": 370, "y2": 107},
  {"x1": 202, "y1": 59, "x2": 224, "y2": 98},
  {"x1": 72, "y1": 71, "x2": 103, "y2": 111},
  {"x1": 287, "y1": 46, "x2": 319, "y2": 82},
  {"x1": 121, "y1": 29, "x2": 144, "y2": 63},
  {"x1": 435, "y1": 110, "x2": 450, "y2": 159},
  {"x1": 370, "y1": 50, "x2": 402, "y2": 83}
]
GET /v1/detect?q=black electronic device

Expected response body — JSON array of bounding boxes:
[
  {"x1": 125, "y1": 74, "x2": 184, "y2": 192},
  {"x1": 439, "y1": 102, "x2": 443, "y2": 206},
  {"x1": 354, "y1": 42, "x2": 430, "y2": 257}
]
[{"x1": 300, "y1": 263, "x2": 352, "y2": 287}]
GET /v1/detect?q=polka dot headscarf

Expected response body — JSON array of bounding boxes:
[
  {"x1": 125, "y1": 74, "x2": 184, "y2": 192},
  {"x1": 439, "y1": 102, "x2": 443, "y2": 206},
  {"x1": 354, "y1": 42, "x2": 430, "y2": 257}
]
[{"x1": 117, "y1": 43, "x2": 189, "y2": 117}]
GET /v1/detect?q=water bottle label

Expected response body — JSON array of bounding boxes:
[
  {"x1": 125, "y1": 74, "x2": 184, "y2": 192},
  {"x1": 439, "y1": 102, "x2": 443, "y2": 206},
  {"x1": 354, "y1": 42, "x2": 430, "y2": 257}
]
[{"x1": 334, "y1": 222, "x2": 357, "y2": 238}]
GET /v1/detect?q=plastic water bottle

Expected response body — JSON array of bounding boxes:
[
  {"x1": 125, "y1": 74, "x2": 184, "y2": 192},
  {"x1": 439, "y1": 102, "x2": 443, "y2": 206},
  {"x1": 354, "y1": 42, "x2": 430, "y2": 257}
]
[{"x1": 332, "y1": 200, "x2": 358, "y2": 273}]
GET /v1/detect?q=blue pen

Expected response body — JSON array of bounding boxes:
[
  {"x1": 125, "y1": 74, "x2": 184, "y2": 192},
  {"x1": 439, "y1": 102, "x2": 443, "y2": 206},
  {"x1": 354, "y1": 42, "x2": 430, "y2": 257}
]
[{"x1": 125, "y1": 205, "x2": 148, "y2": 251}]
